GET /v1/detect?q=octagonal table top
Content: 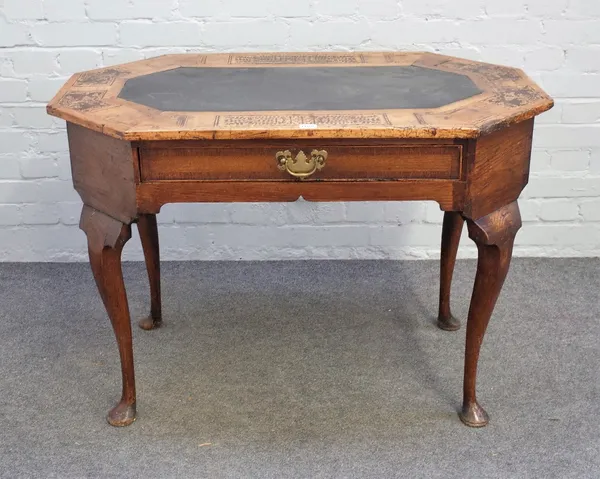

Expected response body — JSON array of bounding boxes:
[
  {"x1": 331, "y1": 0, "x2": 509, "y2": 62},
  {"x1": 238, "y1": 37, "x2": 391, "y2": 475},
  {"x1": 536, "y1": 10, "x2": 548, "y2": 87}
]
[{"x1": 47, "y1": 52, "x2": 553, "y2": 141}]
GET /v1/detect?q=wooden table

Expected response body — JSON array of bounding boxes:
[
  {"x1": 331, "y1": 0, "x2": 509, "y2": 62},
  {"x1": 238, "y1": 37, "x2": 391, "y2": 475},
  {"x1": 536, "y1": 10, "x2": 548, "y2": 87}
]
[{"x1": 47, "y1": 52, "x2": 553, "y2": 428}]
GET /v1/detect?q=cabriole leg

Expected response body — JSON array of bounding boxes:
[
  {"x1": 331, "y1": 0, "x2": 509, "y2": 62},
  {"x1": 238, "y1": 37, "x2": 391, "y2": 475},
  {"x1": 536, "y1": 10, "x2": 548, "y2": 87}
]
[
  {"x1": 81, "y1": 206, "x2": 136, "y2": 427},
  {"x1": 137, "y1": 214, "x2": 162, "y2": 330},
  {"x1": 438, "y1": 211, "x2": 465, "y2": 331},
  {"x1": 460, "y1": 201, "x2": 521, "y2": 427}
]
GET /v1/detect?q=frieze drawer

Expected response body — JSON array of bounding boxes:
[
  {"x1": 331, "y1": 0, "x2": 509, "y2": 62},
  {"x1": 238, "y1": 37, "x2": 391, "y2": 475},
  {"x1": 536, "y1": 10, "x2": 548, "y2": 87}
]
[{"x1": 139, "y1": 142, "x2": 463, "y2": 182}]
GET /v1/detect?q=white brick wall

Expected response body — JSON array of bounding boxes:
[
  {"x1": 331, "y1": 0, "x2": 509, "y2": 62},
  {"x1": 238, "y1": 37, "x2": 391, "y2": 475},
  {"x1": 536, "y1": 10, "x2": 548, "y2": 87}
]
[{"x1": 1, "y1": 0, "x2": 600, "y2": 261}]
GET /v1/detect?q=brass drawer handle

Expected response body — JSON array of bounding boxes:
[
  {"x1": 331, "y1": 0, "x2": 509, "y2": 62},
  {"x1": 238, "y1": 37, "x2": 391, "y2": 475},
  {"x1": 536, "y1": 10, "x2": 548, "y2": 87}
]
[{"x1": 276, "y1": 149, "x2": 328, "y2": 179}]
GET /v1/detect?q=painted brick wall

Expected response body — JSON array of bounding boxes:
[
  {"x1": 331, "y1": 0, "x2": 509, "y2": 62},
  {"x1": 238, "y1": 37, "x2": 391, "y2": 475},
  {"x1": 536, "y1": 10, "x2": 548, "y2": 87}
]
[{"x1": 0, "y1": 0, "x2": 599, "y2": 261}]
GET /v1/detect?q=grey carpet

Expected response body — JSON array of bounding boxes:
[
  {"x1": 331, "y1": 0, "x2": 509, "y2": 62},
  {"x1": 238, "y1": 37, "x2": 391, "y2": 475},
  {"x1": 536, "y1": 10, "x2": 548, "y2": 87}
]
[{"x1": 0, "y1": 258, "x2": 598, "y2": 479}]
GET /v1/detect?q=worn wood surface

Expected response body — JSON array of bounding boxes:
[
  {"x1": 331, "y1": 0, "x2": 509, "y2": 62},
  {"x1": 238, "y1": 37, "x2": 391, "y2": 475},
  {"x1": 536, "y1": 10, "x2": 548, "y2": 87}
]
[
  {"x1": 140, "y1": 142, "x2": 463, "y2": 182},
  {"x1": 48, "y1": 52, "x2": 553, "y2": 141},
  {"x1": 135, "y1": 180, "x2": 464, "y2": 214},
  {"x1": 437, "y1": 211, "x2": 465, "y2": 331},
  {"x1": 137, "y1": 214, "x2": 162, "y2": 331},
  {"x1": 81, "y1": 206, "x2": 136, "y2": 427},
  {"x1": 52, "y1": 52, "x2": 553, "y2": 429},
  {"x1": 68, "y1": 123, "x2": 137, "y2": 224},
  {"x1": 460, "y1": 201, "x2": 522, "y2": 427},
  {"x1": 79, "y1": 205, "x2": 129, "y2": 250},
  {"x1": 464, "y1": 119, "x2": 534, "y2": 219}
]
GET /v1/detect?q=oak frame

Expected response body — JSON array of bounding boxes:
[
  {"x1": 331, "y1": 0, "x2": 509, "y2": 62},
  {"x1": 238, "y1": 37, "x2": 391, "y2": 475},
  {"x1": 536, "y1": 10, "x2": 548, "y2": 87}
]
[{"x1": 48, "y1": 52, "x2": 553, "y2": 429}]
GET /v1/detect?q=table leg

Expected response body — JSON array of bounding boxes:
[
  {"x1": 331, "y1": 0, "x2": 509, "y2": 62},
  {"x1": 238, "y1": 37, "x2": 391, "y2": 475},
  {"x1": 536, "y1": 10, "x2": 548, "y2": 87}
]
[
  {"x1": 137, "y1": 214, "x2": 162, "y2": 331},
  {"x1": 80, "y1": 206, "x2": 136, "y2": 427},
  {"x1": 459, "y1": 201, "x2": 521, "y2": 427},
  {"x1": 438, "y1": 211, "x2": 464, "y2": 331}
]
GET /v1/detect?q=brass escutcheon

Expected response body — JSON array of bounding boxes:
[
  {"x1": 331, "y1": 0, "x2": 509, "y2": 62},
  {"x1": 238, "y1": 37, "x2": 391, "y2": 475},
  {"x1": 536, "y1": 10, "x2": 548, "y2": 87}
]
[{"x1": 276, "y1": 149, "x2": 328, "y2": 179}]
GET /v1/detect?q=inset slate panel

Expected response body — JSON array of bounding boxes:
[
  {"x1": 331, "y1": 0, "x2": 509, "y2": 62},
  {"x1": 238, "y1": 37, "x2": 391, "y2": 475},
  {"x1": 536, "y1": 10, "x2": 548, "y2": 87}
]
[{"x1": 118, "y1": 66, "x2": 483, "y2": 112}]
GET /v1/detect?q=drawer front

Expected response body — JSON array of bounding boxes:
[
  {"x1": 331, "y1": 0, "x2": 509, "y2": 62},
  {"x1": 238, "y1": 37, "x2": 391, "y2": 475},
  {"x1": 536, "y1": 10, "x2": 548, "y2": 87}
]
[{"x1": 139, "y1": 143, "x2": 462, "y2": 182}]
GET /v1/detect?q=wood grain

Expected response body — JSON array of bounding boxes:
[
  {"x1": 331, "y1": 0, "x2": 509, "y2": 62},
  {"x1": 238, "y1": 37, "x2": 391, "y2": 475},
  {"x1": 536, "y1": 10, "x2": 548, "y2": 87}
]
[
  {"x1": 437, "y1": 211, "x2": 465, "y2": 331},
  {"x1": 136, "y1": 180, "x2": 464, "y2": 214},
  {"x1": 47, "y1": 52, "x2": 553, "y2": 142},
  {"x1": 137, "y1": 214, "x2": 162, "y2": 331},
  {"x1": 464, "y1": 119, "x2": 534, "y2": 219},
  {"x1": 140, "y1": 143, "x2": 462, "y2": 182},
  {"x1": 460, "y1": 201, "x2": 522, "y2": 427},
  {"x1": 80, "y1": 206, "x2": 136, "y2": 427},
  {"x1": 68, "y1": 123, "x2": 137, "y2": 224},
  {"x1": 54, "y1": 51, "x2": 553, "y2": 429}
]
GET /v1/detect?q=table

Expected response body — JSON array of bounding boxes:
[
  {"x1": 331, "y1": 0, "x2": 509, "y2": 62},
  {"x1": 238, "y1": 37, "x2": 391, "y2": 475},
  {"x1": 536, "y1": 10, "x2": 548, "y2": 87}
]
[{"x1": 47, "y1": 52, "x2": 553, "y2": 428}]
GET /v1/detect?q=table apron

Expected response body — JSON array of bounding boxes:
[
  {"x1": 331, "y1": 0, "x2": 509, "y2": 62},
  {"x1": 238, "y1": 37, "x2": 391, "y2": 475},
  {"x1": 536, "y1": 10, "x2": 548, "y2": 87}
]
[{"x1": 135, "y1": 179, "x2": 466, "y2": 213}]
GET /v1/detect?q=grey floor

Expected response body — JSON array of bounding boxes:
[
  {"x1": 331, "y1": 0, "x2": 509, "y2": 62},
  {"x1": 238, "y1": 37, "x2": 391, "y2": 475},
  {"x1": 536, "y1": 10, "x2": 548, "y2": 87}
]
[{"x1": 0, "y1": 259, "x2": 598, "y2": 478}]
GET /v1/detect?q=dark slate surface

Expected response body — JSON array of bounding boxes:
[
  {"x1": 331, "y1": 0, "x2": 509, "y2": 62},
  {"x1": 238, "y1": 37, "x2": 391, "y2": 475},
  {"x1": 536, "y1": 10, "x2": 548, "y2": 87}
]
[{"x1": 118, "y1": 66, "x2": 483, "y2": 112}]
